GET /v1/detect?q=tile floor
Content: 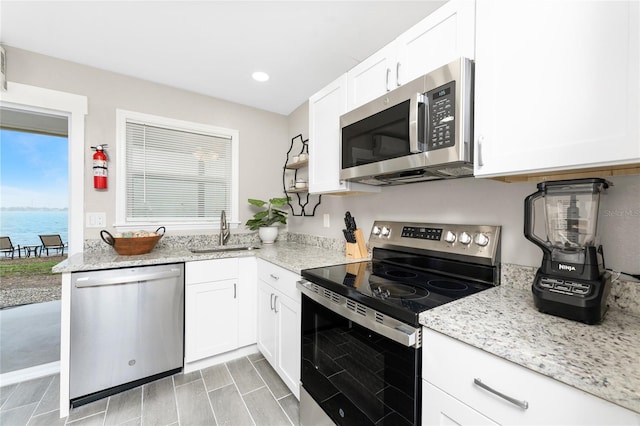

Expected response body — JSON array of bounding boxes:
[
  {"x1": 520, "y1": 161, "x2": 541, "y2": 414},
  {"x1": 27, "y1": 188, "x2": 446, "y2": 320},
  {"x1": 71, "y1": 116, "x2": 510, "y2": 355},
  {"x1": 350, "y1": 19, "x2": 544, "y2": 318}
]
[{"x1": 0, "y1": 352, "x2": 299, "y2": 426}]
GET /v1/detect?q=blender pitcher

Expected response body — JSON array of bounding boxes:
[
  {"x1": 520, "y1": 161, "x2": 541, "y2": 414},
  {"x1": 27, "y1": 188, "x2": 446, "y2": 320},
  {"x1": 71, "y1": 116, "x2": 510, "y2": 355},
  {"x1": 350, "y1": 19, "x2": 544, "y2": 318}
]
[{"x1": 525, "y1": 178, "x2": 609, "y2": 278}]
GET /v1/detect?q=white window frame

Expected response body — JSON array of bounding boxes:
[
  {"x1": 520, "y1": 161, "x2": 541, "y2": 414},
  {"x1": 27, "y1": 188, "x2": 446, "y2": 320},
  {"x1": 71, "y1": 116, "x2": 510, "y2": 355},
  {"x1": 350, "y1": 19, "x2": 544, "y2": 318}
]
[{"x1": 115, "y1": 109, "x2": 239, "y2": 231}]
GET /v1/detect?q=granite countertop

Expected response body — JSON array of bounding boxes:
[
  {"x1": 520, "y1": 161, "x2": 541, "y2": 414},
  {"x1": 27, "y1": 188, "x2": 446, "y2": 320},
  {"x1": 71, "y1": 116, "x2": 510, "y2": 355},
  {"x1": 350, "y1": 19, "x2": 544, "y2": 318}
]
[
  {"x1": 52, "y1": 240, "x2": 364, "y2": 274},
  {"x1": 419, "y1": 280, "x2": 640, "y2": 415}
]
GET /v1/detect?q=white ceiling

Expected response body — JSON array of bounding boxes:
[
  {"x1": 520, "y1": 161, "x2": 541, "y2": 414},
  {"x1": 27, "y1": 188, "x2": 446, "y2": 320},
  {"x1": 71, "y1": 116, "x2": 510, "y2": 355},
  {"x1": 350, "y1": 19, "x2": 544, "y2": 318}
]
[{"x1": 0, "y1": 1, "x2": 447, "y2": 115}]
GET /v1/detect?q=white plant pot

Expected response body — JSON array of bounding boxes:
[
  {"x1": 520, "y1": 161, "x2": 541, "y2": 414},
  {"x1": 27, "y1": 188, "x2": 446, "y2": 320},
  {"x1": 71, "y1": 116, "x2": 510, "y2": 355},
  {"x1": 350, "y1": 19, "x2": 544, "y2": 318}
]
[{"x1": 258, "y1": 226, "x2": 279, "y2": 244}]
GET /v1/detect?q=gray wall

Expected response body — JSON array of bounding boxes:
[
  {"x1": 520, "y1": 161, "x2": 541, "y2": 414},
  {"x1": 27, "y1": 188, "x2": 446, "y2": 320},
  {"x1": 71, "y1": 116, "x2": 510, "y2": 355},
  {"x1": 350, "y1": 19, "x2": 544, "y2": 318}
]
[
  {"x1": 286, "y1": 101, "x2": 640, "y2": 273},
  {"x1": 5, "y1": 46, "x2": 289, "y2": 239}
]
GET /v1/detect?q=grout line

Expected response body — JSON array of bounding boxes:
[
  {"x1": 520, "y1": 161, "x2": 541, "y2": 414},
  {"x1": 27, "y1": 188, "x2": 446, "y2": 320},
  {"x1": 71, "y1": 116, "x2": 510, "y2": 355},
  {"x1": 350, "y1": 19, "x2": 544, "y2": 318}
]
[
  {"x1": 250, "y1": 361, "x2": 294, "y2": 426},
  {"x1": 171, "y1": 375, "x2": 181, "y2": 426},
  {"x1": 225, "y1": 361, "x2": 257, "y2": 426},
  {"x1": 26, "y1": 375, "x2": 54, "y2": 423}
]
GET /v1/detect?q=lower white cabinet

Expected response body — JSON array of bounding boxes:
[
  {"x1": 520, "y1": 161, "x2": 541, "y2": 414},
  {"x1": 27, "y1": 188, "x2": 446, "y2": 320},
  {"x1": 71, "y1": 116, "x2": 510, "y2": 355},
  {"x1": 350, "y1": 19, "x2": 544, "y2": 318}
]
[
  {"x1": 422, "y1": 328, "x2": 640, "y2": 425},
  {"x1": 185, "y1": 257, "x2": 256, "y2": 363},
  {"x1": 256, "y1": 259, "x2": 301, "y2": 399}
]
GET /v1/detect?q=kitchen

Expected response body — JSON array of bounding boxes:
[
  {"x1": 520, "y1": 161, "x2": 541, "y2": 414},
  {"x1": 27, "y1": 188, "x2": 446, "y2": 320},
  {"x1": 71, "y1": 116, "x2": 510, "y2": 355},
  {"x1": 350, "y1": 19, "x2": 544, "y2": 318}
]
[{"x1": 1, "y1": 0, "x2": 639, "y2": 425}]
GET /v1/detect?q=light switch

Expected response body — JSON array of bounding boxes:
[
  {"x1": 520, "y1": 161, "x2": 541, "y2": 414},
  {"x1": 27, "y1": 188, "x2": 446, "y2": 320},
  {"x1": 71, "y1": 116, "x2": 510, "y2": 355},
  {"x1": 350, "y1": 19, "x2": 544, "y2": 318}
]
[
  {"x1": 86, "y1": 212, "x2": 106, "y2": 228},
  {"x1": 323, "y1": 213, "x2": 330, "y2": 228}
]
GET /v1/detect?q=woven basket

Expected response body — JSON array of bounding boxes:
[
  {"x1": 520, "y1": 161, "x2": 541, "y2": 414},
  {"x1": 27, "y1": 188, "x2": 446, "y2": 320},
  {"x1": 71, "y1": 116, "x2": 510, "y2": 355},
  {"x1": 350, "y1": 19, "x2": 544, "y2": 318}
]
[{"x1": 100, "y1": 227, "x2": 165, "y2": 255}]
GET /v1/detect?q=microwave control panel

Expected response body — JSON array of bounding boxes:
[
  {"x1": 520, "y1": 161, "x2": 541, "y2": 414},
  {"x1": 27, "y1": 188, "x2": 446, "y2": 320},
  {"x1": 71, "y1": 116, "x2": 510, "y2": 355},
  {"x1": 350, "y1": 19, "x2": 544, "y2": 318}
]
[{"x1": 427, "y1": 81, "x2": 456, "y2": 151}]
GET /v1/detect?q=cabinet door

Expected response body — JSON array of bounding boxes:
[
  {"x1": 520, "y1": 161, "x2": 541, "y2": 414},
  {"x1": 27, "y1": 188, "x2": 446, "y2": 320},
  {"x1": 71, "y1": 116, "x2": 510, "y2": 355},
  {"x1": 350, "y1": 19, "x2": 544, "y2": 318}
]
[
  {"x1": 422, "y1": 380, "x2": 498, "y2": 426},
  {"x1": 308, "y1": 75, "x2": 380, "y2": 195},
  {"x1": 396, "y1": 0, "x2": 475, "y2": 84},
  {"x1": 275, "y1": 293, "x2": 301, "y2": 399},
  {"x1": 185, "y1": 279, "x2": 238, "y2": 362},
  {"x1": 237, "y1": 257, "x2": 257, "y2": 347},
  {"x1": 474, "y1": 0, "x2": 640, "y2": 178},
  {"x1": 257, "y1": 280, "x2": 277, "y2": 366},
  {"x1": 346, "y1": 41, "x2": 397, "y2": 110}
]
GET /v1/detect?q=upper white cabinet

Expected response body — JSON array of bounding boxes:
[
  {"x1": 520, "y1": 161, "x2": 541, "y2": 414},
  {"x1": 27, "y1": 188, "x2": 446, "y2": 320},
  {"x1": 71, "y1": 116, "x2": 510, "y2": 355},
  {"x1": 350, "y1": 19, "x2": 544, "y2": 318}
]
[
  {"x1": 308, "y1": 74, "x2": 379, "y2": 195},
  {"x1": 474, "y1": 0, "x2": 640, "y2": 178},
  {"x1": 346, "y1": 0, "x2": 476, "y2": 110}
]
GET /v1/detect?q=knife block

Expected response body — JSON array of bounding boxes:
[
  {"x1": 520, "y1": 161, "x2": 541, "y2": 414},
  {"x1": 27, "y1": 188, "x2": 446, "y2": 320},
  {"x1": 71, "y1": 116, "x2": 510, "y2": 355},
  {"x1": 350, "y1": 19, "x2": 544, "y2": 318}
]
[{"x1": 346, "y1": 228, "x2": 368, "y2": 259}]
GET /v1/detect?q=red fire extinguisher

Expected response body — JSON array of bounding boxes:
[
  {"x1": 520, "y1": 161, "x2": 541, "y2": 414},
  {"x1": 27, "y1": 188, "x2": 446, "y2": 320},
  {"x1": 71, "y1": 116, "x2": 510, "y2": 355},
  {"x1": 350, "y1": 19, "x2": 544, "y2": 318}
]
[{"x1": 91, "y1": 145, "x2": 108, "y2": 190}]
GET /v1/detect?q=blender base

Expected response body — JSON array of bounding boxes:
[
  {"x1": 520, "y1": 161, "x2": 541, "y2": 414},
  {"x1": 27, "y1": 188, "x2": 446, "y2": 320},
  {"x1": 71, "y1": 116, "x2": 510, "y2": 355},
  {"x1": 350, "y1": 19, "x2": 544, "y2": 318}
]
[{"x1": 532, "y1": 271, "x2": 612, "y2": 325}]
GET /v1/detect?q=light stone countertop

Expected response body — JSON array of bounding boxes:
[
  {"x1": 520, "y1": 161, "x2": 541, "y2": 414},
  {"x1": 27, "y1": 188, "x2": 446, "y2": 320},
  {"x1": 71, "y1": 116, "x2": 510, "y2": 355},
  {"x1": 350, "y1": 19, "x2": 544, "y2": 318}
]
[
  {"x1": 419, "y1": 280, "x2": 640, "y2": 414},
  {"x1": 53, "y1": 242, "x2": 639, "y2": 414},
  {"x1": 52, "y1": 240, "x2": 364, "y2": 274}
]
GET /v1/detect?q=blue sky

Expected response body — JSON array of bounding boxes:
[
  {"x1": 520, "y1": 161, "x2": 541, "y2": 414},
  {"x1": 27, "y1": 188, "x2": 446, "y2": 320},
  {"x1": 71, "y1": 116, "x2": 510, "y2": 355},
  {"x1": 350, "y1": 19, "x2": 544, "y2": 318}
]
[{"x1": 0, "y1": 129, "x2": 68, "y2": 208}]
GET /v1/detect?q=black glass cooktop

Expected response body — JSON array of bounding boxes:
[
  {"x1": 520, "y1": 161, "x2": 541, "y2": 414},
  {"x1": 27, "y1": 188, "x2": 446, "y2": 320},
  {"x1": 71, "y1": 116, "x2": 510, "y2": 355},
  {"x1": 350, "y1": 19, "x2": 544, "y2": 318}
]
[{"x1": 301, "y1": 257, "x2": 493, "y2": 326}]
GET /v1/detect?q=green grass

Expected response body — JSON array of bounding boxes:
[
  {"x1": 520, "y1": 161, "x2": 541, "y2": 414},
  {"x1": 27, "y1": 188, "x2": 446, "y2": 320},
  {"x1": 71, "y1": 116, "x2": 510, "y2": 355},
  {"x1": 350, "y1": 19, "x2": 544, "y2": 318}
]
[{"x1": 0, "y1": 261, "x2": 59, "y2": 277}]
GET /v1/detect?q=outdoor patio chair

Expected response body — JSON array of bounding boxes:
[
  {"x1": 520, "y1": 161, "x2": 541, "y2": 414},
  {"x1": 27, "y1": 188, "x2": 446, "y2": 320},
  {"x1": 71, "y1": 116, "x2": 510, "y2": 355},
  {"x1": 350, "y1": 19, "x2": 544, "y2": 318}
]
[
  {"x1": 39, "y1": 234, "x2": 66, "y2": 256},
  {"x1": 0, "y1": 236, "x2": 21, "y2": 259}
]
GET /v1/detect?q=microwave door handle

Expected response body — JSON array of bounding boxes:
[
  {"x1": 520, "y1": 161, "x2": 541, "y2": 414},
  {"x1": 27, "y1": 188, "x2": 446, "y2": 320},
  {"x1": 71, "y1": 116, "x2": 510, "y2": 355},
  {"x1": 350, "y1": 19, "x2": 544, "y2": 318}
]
[{"x1": 409, "y1": 93, "x2": 425, "y2": 153}]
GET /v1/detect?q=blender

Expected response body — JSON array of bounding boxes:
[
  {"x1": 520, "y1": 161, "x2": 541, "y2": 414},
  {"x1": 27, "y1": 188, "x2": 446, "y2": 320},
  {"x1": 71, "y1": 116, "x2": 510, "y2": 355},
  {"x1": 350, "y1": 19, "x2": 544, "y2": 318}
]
[{"x1": 524, "y1": 178, "x2": 612, "y2": 324}]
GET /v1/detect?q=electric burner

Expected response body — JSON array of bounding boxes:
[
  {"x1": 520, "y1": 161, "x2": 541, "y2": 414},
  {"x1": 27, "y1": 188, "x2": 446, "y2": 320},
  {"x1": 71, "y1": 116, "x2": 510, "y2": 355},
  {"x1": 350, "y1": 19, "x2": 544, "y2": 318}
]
[
  {"x1": 427, "y1": 279, "x2": 469, "y2": 292},
  {"x1": 385, "y1": 269, "x2": 419, "y2": 279}
]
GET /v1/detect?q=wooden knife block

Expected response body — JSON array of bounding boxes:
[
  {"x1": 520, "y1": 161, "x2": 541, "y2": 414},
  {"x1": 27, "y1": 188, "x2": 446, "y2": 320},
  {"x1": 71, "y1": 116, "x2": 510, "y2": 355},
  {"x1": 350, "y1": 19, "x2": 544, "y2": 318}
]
[{"x1": 346, "y1": 228, "x2": 368, "y2": 259}]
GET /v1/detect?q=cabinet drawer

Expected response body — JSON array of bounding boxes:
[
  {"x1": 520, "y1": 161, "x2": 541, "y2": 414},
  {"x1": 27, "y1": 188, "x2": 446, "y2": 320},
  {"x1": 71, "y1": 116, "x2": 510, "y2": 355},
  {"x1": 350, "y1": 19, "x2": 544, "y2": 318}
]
[
  {"x1": 422, "y1": 328, "x2": 638, "y2": 425},
  {"x1": 186, "y1": 258, "x2": 238, "y2": 285},
  {"x1": 257, "y1": 259, "x2": 301, "y2": 302}
]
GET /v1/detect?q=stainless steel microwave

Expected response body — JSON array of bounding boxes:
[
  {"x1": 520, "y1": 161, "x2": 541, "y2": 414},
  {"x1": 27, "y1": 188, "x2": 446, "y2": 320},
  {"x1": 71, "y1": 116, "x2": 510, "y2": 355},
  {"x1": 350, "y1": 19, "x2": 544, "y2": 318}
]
[{"x1": 340, "y1": 57, "x2": 474, "y2": 185}]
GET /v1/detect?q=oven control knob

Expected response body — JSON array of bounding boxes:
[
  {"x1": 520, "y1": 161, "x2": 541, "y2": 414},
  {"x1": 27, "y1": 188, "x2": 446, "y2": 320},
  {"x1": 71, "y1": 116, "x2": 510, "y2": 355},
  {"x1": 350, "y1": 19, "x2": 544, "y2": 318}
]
[
  {"x1": 381, "y1": 226, "x2": 391, "y2": 237},
  {"x1": 444, "y1": 231, "x2": 456, "y2": 243},
  {"x1": 459, "y1": 232, "x2": 472, "y2": 245},
  {"x1": 372, "y1": 226, "x2": 381, "y2": 236},
  {"x1": 475, "y1": 233, "x2": 490, "y2": 247}
]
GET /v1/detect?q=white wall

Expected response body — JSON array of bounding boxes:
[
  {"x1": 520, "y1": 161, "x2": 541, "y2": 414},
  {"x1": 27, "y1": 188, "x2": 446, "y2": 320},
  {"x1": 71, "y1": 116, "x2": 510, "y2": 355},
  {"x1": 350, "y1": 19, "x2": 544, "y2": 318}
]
[
  {"x1": 286, "y1": 102, "x2": 640, "y2": 273},
  {"x1": 6, "y1": 46, "x2": 289, "y2": 239}
]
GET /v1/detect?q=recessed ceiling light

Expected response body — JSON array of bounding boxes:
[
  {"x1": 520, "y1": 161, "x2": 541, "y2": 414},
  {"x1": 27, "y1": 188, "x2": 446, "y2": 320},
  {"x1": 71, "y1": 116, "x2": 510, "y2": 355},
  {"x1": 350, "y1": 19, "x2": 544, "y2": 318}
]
[{"x1": 252, "y1": 71, "x2": 269, "y2": 82}]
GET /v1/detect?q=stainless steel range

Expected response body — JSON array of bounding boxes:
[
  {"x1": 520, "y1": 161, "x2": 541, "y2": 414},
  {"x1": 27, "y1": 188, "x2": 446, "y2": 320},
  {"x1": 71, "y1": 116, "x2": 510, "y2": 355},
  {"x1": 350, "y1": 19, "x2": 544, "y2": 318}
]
[{"x1": 297, "y1": 221, "x2": 501, "y2": 426}]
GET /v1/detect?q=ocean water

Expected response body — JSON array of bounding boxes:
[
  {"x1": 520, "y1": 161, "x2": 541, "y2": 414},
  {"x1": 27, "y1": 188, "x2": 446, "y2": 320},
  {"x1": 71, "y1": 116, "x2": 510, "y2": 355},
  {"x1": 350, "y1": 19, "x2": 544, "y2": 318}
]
[{"x1": 0, "y1": 210, "x2": 68, "y2": 247}]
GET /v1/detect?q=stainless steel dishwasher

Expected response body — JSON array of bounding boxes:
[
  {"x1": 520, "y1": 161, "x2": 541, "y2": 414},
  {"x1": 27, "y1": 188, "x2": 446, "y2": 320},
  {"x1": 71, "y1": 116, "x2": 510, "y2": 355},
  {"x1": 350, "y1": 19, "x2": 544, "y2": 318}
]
[{"x1": 70, "y1": 263, "x2": 184, "y2": 406}]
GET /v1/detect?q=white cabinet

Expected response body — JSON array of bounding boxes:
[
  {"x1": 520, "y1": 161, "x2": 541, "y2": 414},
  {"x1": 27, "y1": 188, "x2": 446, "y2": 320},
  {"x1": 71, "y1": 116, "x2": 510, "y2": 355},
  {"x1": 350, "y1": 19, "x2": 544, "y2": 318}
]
[
  {"x1": 473, "y1": 0, "x2": 640, "y2": 178},
  {"x1": 422, "y1": 328, "x2": 640, "y2": 425},
  {"x1": 256, "y1": 259, "x2": 301, "y2": 399},
  {"x1": 308, "y1": 74, "x2": 379, "y2": 195},
  {"x1": 185, "y1": 257, "x2": 256, "y2": 363},
  {"x1": 346, "y1": 0, "x2": 476, "y2": 110}
]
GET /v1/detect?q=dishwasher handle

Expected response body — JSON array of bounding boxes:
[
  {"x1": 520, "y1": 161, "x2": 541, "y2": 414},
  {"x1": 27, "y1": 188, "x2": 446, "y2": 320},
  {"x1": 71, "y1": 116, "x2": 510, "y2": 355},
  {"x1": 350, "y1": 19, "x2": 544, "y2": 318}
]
[{"x1": 74, "y1": 267, "x2": 182, "y2": 288}]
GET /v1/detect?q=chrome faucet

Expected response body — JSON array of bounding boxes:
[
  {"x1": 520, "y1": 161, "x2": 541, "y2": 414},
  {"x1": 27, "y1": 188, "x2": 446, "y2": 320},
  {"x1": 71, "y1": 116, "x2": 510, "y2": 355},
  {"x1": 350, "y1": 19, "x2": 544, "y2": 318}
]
[{"x1": 219, "y1": 210, "x2": 230, "y2": 245}]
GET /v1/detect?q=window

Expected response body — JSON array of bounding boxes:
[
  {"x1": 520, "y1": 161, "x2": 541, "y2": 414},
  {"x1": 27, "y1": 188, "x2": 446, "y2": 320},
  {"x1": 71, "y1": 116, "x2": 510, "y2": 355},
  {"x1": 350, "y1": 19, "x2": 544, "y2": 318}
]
[{"x1": 115, "y1": 110, "x2": 238, "y2": 230}]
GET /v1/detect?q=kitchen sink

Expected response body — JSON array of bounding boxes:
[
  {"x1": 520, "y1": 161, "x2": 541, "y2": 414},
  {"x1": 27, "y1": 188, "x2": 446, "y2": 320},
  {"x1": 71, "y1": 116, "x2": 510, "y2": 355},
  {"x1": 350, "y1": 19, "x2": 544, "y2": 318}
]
[{"x1": 188, "y1": 245, "x2": 260, "y2": 254}]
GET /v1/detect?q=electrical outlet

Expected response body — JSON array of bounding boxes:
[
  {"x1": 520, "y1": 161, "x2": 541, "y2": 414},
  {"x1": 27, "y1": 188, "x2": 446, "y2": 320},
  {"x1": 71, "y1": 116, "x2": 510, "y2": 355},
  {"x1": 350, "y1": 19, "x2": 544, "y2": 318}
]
[
  {"x1": 323, "y1": 213, "x2": 330, "y2": 228},
  {"x1": 86, "y1": 212, "x2": 106, "y2": 228}
]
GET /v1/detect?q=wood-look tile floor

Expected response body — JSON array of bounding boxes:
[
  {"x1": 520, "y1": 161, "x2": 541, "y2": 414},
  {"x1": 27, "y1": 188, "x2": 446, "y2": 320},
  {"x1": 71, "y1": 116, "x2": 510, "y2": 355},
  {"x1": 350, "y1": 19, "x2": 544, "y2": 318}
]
[{"x1": 0, "y1": 352, "x2": 299, "y2": 426}]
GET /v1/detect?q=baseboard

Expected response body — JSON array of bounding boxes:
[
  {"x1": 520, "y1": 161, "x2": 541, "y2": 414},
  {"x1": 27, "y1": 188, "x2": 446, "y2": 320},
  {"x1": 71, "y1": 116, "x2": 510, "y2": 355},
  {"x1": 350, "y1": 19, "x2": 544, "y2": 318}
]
[
  {"x1": 183, "y1": 344, "x2": 259, "y2": 373},
  {"x1": 0, "y1": 361, "x2": 60, "y2": 386}
]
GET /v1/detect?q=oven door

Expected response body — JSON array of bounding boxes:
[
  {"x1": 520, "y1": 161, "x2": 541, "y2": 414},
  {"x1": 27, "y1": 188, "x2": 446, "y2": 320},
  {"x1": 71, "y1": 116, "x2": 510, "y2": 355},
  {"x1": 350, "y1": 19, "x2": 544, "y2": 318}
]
[{"x1": 300, "y1": 291, "x2": 421, "y2": 426}]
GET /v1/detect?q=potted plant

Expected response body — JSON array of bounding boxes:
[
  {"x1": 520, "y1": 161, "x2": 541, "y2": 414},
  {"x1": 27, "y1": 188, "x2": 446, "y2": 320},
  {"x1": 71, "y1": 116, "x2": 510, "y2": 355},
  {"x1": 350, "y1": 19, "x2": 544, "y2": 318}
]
[{"x1": 245, "y1": 197, "x2": 291, "y2": 244}]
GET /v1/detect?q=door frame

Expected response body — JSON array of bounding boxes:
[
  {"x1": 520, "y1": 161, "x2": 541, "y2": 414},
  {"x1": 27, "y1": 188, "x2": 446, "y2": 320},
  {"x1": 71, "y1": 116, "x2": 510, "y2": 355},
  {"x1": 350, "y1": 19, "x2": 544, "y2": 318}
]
[{"x1": 1, "y1": 82, "x2": 88, "y2": 255}]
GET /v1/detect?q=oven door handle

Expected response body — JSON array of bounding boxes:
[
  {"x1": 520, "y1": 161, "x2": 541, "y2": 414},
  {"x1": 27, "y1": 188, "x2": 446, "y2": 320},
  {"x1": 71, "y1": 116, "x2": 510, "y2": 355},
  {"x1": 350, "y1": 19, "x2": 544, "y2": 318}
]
[{"x1": 297, "y1": 279, "x2": 421, "y2": 348}]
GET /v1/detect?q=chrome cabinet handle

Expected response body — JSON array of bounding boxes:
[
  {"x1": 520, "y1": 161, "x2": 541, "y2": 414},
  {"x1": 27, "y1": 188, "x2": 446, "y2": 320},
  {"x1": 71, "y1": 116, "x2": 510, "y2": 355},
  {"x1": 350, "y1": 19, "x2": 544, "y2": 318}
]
[
  {"x1": 477, "y1": 135, "x2": 485, "y2": 167},
  {"x1": 396, "y1": 62, "x2": 401, "y2": 87},
  {"x1": 270, "y1": 293, "x2": 274, "y2": 311},
  {"x1": 386, "y1": 68, "x2": 391, "y2": 92},
  {"x1": 269, "y1": 274, "x2": 279, "y2": 281},
  {"x1": 233, "y1": 283, "x2": 237, "y2": 299},
  {"x1": 274, "y1": 295, "x2": 279, "y2": 313},
  {"x1": 473, "y1": 378, "x2": 529, "y2": 410}
]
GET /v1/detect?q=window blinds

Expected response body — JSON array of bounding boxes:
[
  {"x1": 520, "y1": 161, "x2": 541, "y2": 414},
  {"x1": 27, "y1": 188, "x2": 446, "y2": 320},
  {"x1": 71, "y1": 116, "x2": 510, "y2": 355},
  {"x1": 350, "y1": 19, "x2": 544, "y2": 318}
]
[{"x1": 125, "y1": 121, "x2": 232, "y2": 221}]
